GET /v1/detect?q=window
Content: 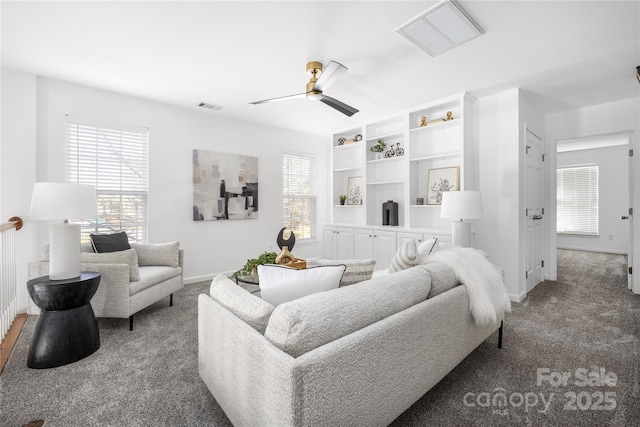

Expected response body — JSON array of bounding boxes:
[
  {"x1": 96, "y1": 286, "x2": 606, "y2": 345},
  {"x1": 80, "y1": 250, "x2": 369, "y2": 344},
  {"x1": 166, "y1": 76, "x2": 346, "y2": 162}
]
[
  {"x1": 282, "y1": 153, "x2": 317, "y2": 240},
  {"x1": 557, "y1": 165, "x2": 598, "y2": 235},
  {"x1": 65, "y1": 120, "x2": 149, "y2": 243}
]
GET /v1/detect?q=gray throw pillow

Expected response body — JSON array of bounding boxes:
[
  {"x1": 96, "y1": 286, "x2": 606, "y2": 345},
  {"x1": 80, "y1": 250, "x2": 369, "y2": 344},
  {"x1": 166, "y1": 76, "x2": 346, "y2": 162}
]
[
  {"x1": 389, "y1": 239, "x2": 419, "y2": 273},
  {"x1": 130, "y1": 241, "x2": 180, "y2": 267},
  {"x1": 81, "y1": 248, "x2": 140, "y2": 281},
  {"x1": 306, "y1": 258, "x2": 376, "y2": 286}
]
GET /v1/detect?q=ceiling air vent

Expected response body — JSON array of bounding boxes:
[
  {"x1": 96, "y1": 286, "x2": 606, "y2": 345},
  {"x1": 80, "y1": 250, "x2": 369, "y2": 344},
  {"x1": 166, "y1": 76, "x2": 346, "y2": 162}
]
[
  {"x1": 395, "y1": 0, "x2": 483, "y2": 57},
  {"x1": 198, "y1": 102, "x2": 223, "y2": 111}
]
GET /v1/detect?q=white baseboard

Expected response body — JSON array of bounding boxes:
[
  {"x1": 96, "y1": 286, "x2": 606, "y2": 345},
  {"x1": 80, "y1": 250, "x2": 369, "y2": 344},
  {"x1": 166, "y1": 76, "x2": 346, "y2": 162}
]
[
  {"x1": 508, "y1": 292, "x2": 526, "y2": 303},
  {"x1": 184, "y1": 271, "x2": 235, "y2": 285},
  {"x1": 557, "y1": 245, "x2": 628, "y2": 255}
]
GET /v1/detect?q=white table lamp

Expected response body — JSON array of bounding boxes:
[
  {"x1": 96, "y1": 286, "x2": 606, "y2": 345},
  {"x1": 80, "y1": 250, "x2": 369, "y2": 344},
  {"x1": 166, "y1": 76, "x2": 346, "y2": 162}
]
[
  {"x1": 440, "y1": 191, "x2": 483, "y2": 247},
  {"x1": 29, "y1": 182, "x2": 99, "y2": 280}
]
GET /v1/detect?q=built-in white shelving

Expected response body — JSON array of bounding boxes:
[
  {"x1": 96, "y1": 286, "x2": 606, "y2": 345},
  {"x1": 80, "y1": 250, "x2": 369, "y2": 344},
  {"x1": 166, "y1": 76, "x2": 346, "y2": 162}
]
[{"x1": 330, "y1": 92, "x2": 476, "y2": 232}]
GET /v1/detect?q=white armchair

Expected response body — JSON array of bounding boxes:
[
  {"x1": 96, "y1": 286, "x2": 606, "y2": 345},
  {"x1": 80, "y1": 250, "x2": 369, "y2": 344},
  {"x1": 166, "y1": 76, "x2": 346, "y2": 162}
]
[{"x1": 28, "y1": 242, "x2": 183, "y2": 330}]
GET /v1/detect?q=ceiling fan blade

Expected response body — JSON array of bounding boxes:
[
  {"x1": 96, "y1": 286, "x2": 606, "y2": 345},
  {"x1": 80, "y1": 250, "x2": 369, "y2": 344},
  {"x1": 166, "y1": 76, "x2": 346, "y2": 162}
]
[
  {"x1": 313, "y1": 60, "x2": 347, "y2": 92},
  {"x1": 250, "y1": 93, "x2": 306, "y2": 105},
  {"x1": 319, "y1": 95, "x2": 359, "y2": 117}
]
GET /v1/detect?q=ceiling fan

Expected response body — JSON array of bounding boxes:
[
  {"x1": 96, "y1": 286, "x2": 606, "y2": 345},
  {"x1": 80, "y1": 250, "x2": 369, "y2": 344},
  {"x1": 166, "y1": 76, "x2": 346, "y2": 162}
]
[{"x1": 250, "y1": 60, "x2": 359, "y2": 117}]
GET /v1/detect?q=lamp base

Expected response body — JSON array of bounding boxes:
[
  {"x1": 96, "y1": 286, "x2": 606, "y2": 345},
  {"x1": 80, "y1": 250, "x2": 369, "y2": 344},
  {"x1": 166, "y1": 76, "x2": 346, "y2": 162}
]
[
  {"x1": 49, "y1": 222, "x2": 81, "y2": 280},
  {"x1": 451, "y1": 220, "x2": 471, "y2": 247}
]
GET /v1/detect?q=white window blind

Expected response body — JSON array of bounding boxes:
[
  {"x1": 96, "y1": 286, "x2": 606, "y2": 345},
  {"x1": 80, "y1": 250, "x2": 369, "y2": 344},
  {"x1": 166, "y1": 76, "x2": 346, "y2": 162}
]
[
  {"x1": 65, "y1": 120, "x2": 149, "y2": 243},
  {"x1": 557, "y1": 165, "x2": 598, "y2": 235},
  {"x1": 283, "y1": 153, "x2": 317, "y2": 240}
]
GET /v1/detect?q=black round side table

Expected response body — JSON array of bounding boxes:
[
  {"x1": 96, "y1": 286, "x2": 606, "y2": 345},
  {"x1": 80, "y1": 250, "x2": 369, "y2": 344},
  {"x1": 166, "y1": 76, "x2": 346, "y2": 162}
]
[{"x1": 27, "y1": 271, "x2": 101, "y2": 369}]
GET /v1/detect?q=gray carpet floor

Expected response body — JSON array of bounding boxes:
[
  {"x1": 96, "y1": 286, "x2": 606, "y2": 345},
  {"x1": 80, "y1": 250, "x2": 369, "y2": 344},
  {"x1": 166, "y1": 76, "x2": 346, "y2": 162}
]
[{"x1": 1, "y1": 249, "x2": 638, "y2": 426}]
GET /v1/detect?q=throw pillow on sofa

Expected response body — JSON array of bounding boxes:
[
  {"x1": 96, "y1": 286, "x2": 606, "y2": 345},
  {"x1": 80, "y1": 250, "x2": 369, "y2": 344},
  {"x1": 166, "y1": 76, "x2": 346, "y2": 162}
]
[
  {"x1": 257, "y1": 264, "x2": 346, "y2": 307},
  {"x1": 90, "y1": 231, "x2": 131, "y2": 253},
  {"x1": 417, "y1": 238, "x2": 439, "y2": 264},
  {"x1": 80, "y1": 248, "x2": 140, "y2": 281},
  {"x1": 306, "y1": 258, "x2": 375, "y2": 286},
  {"x1": 389, "y1": 239, "x2": 419, "y2": 273},
  {"x1": 130, "y1": 241, "x2": 180, "y2": 267}
]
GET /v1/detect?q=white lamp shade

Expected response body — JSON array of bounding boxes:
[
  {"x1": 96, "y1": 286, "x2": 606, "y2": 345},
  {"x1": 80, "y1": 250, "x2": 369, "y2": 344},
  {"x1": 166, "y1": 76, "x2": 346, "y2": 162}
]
[
  {"x1": 440, "y1": 191, "x2": 484, "y2": 220},
  {"x1": 29, "y1": 182, "x2": 98, "y2": 220}
]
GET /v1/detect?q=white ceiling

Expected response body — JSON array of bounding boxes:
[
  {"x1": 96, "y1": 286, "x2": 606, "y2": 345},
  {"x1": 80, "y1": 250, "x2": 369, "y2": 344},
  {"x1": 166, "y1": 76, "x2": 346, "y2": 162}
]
[{"x1": 2, "y1": 1, "x2": 639, "y2": 137}]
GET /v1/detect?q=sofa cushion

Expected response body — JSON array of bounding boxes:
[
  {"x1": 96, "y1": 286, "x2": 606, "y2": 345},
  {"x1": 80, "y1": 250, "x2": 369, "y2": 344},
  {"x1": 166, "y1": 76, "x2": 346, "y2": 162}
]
[
  {"x1": 209, "y1": 275, "x2": 274, "y2": 334},
  {"x1": 257, "y1": 264, "x2": 345, "y2": 307},
  {"x1": 90, "y1": 231, "x2": 131, "y2": 253},
  {"x1": 389, "y1": 239, "x2": 419, "y2": 273},
  {"x1": 422, "y1": 262, "x2": 459, "y2": 298},
  {"x1": 80, "y1": 248, "x2": 140, "y2": 281},
  {"x1": 264, "y1": 266, "x2": 431, "y2": 357},
  {"x1": 131, "y1": 242, "x2": 180, "y2": 267},
  {"x1": 417, "y1": 238, "x2": 439, "y2": 263},
  {"x1": 130, "y1": 265, "x2": 182, "y2": 296},
  {"x1": 305, "y1": 258, "x2": 376, "y2": 286}
]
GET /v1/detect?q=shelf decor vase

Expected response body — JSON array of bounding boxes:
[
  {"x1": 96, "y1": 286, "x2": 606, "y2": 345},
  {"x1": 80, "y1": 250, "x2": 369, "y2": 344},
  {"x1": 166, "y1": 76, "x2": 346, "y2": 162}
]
[
  {"x1": 375, "y1": 153, "x2": 383, "y2": 160},
  {"x1": 382, "y1": 200, "x2": 399, "y2": 226}
]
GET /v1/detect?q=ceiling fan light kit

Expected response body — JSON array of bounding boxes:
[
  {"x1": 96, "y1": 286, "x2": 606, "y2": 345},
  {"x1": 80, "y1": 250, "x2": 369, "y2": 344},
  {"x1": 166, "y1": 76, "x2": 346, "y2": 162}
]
[{"x1": 250, "y1": 60, "x2": 359, "y2": 117}]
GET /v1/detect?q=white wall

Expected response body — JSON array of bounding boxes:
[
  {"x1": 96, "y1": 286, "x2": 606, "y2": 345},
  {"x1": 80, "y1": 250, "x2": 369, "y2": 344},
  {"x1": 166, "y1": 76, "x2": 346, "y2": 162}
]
[
  {"x1": 557, "y1": 144, "x2": 629, "y2": 253},
  {"x1": 546, "y1": 97, "x2": 640, "y2": 286},
  {"x1": 1, "y1": 69, "x2": 38, "y2": 314},
  {"x1": 475, "y1": 89, "x2": 521, "y2": 300},
  {"x1": 2, "y1": 71, "x2": 329, "y2": 313},
  {"x1": 475, "y1": 88, "x2": 545, "y2": 302}
]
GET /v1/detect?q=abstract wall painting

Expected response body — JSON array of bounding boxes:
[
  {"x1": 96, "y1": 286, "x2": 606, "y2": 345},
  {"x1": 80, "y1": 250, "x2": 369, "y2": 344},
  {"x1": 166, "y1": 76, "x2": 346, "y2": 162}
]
[{"x1": 193, "y1": 149, "x2": 259, "y2": 221}]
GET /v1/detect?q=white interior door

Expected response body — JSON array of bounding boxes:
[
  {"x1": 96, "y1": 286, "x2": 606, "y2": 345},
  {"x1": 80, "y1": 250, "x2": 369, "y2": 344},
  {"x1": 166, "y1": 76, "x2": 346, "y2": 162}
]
[{"x1": 525, "y1": 127, "x2": 545, "y2": 292}]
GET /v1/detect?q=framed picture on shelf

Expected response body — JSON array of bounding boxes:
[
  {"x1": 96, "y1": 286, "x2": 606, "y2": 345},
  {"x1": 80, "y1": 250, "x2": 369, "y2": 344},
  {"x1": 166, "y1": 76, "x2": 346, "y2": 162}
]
[
  {"x1": 347, "y1": 176, "x2": 363, "y2": 205},
  {"x1": 427, "y1": 166, "x2": 459, "y2": 205}
]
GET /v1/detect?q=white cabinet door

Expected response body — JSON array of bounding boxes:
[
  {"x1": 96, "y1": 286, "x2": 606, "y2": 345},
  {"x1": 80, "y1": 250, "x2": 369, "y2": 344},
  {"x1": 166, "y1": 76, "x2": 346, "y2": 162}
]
[
  {"x1": 323, "y1": 226, "x2": 355, "y2": 259},
  {"x1": 335, "y1": 227, "x2": 355, "y2": 259},
  {"x1": 322, "y1": 227, "x2": 337, "y2": 259},
  {"x1": 396, "y1": 232, "x2": 424, "y2": 248},
  {"x1": 354, "y1": 228, "x2": 397, "y2": 270},
  {"x1": 354, "y1": 228, "x2": 375, "y2": 260},
  {"x1": 374, "y1": 230, "x2": 397, "y2": 270}
]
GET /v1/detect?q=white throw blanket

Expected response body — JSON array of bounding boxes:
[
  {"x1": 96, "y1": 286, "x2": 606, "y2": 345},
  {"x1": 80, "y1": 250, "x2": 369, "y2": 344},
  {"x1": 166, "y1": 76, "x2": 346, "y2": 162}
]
[{"x1": 426, "y1": 247, "x2": 512, "y2": 326}]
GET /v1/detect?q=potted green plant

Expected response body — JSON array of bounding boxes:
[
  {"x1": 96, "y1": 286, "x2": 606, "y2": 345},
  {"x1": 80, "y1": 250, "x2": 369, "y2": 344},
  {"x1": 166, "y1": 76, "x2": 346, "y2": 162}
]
[
  {"x1": 370, "y1": 140, "x2": 386, "y2": 159},
  {"x1": 232, "y1": 251, "x2": 277, "y2": 279},
  {"x1": 339, "y1": 195, "x2": 347, "y2": 205}
]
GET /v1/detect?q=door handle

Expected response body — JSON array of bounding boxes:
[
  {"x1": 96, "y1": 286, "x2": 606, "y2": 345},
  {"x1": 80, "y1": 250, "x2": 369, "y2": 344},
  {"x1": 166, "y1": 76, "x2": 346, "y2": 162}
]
[
  {"x1": 622, "y1": 216, "x2": 628, "y2": 220},
  {"x1": 532, "y1": 215, "x2": 543, "y2": 220}
]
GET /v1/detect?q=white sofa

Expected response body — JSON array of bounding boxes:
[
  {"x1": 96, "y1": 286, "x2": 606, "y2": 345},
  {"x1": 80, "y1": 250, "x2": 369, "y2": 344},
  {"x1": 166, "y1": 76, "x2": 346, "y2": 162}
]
[
  {"x1": 28, "y1": 242, "x2": 183, "y2": 330},
  {"x1": 198, "y1": 262, "x2": 503, "y2": 426}
]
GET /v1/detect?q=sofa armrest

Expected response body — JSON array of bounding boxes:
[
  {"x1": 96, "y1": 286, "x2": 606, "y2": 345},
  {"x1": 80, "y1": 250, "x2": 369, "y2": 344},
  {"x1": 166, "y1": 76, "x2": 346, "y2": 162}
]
[
  {"x1": 198, "y1": 294, "x2": 295, "y2": 426},
  {"x1": 27, "y1": 260, "x2": 131, "y2": 318},
  {"x1": 80, "y1": 262, "x2": 131, "y2": 318}
]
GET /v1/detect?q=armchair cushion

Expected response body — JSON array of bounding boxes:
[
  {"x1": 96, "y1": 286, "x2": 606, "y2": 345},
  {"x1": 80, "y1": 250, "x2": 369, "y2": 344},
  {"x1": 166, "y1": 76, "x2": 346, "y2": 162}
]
[
  {"x1": 90, "y1": 231, "x2": 131, "y2": 253},
  {"x1": 130, "y1": 265, "x2": 182, "y2": 296},
  {"x1": 131, "y1": 242, "x2": 180, "y2": 267},
  {"x1": 80, "y1": 248, "x2": 140, "y2": 281}
]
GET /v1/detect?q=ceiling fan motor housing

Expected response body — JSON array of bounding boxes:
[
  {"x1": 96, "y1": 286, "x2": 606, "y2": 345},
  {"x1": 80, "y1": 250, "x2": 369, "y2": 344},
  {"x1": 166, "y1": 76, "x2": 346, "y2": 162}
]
[{"x1": 306, "y1": 61, "x2": 324, "y2": 99}]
